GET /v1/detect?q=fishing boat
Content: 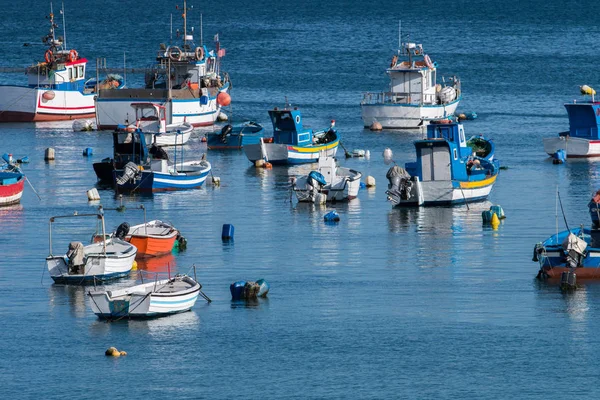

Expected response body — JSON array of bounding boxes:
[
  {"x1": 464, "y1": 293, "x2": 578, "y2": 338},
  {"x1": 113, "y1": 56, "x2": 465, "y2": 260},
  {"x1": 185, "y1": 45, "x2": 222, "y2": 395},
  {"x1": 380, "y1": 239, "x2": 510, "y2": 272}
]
[
  {"x1": 543, "y1": 86, "x2": 600, "y2": 158},
  {"x1": 123, "y1": 205, "x2": 181, "y2": 257},
  {"x1": 206, "y1": 121, "x2": 264, "y2": 150},
  {"x1": 243, "y1": 105, "x2": 339, "y2": 164},
  {"x1": 0, "y1": 153, "x2": 26, "y2": 206},
  {"x1": 46, "y1": 210, "x2": 137, "y2": 284},
  {"x1": 385, "y1": 120, "x2": 499, "y2": 206},
  {"x1": 127, "y1": 103, "x2": 193, "y2": 147},
  {"x1": 0, "y1": 5, "x2": 123, "y2": 122},
  {"x1": 361, "y1": 39, "x2": 461, "y2": 129},
  {"x1": 93, "y1": 127, "x2": 171, "y2": 182},
  {"x1": 534, "y1": 190, "x2": 600, "y2": 280},
  {"x1": 113, "y1": 148, "x2": 211, "y2": 192},
  {"x1": 88, "y1": 273, "x2": 204, "y2": 319},
  {"x1": 95, "y1": 1, "x2": 231, "y2": 129},
  {"x1": 292, "y1": 152, "x2": 362, "y2": 203}
]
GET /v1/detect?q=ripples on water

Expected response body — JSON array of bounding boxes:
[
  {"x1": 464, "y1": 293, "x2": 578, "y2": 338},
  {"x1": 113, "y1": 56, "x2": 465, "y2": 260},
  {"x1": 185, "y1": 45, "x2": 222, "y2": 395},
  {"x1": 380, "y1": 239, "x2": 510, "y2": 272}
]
[{"x1": 2, "y1": 0, "x2": 600, "y2": 397}]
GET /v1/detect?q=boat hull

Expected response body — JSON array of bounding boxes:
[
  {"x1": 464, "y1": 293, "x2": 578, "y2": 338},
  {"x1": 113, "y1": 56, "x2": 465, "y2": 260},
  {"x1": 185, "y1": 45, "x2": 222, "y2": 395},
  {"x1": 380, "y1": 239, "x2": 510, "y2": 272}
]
[
  {"x1": 153, "y1": 125, "x2": 193, "y2": 147},
  {"x1": 114, "y1": 160, "x2": 211, "y2": 192},
  {"x1": 244, "y1": 142, "x2": 339, "y2": 165},
  {"x1": 294, "y1": 168, "x2": 362, "y2": 202},
  {"x1": 0, "y1": 85, "x2": 96, "y2": 122},
  {"x1": 361, "y1": 98, "x2": 461, "y2": 129},
  {"x1": 0, "y1": 174, "x2": 25, "y2": 206},
  {"x1": 543, "y1": 136, "x2": 600, "y2": 158},
  {"x1": 206, "y1": 123, "x2": 264, "y2": 150},
  {"x1": 127, "y1": 221, "x2": 179, "y2": 257}
]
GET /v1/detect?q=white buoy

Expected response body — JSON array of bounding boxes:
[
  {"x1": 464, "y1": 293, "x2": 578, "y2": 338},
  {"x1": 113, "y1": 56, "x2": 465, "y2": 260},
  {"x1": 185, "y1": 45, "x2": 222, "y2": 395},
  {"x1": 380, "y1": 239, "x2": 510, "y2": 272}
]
[
  {"x1": 365, "y1": 150, "x2": 371, "y2": 160},
  {"x1": 255, "y1": 159, "x2": 265, "y2": 168},
  {"x1": 212, "y1": 176, "x2": 221, "y2": 186},
  {"x1": 383, "y1": 148, "x2": 393, "y2": 165},
  {"x1": 366, "y1": 176, "x2": 376, "y2": 187},
  {"x1": 370, "y1": 121, "x2": 383, "y2": 131},
  {"x1": 44, "y1": 147, "x2": 55, "y2": 160},
  {"x1": 87, "y1": 188, "x2": 100, "y2": 201},
  {"x1": 352, "y1": 149, "x2": 366, "y2": 157},
  {"x1": 217, "y1": 112, "x2": 229, "y2": 122}
]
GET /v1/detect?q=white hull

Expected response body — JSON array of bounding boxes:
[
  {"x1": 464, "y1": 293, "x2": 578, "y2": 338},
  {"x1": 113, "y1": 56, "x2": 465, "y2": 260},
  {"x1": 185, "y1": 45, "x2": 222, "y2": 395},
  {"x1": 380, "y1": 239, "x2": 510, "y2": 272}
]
[
  {"x1": 153, "y1": 126, "x2": 193, "y2": 147},
  {"x1": 88, "y1": 275, "x2": 200, "y2": 318},
  {"x1": 0, "y1": 85, "x2": 95, "y2": 122},
  {"x1": 46, "y1": 238, "x2": 137, "y2": 283},
  {"x1": 294, "y1": 159, "x2": 362, "y2": 202},
  {"x1": 361, "y1": 99, "x2": 460, "y2": 129},
  {"x1": 389, "y1": 177, "x2": 495, "y2": 206},
  {"x1": 543, "y1": 136, "x2": 600, "y2": 157}
]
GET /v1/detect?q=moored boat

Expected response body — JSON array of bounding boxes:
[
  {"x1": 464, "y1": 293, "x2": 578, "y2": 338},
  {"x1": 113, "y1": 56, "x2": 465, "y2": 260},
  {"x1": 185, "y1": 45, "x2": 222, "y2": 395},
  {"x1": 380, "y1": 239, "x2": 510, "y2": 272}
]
[
  {"x1": 292, "y1": 152, "x2": 362, "y2": 203},
  {"x1": 543, "y1": 86, "x2": 600, "y2": 158},
  {"x1": 0, "y1": 5, "x2": 123, "y2": 122},
  {"x1": 361, "y1": 40, "x2": 461, "y2": 129},
  {"x1": 126, "y1": 218, "x2": 181, "y2": 257},
  {"x1": 95, "y1": 1, "x2": 230, "y2": 129},
  {"x1": 127, "y1": 103, "x2": 193, "y2": 147},
  {"x1": 46, "y1": 210, "x2": 137, "y2": 284},
  {"x1": 534, "y1": 190, "x2": 600, "y2": 280},
  {"x1": 243, "y1": 105, "x2": 339, "y2": 165},
  {"x1": 88, "y1": 273, "x2": 204, "y2": 319},
  {"x1": 0, "y1": 154, "x2": 25, "y2": 206},
  {"x1": 385, "y1": 120, "x2": 499, "y2": 206},
  {"x1": 206, "y1": 121, "x2": 264, "y2": 150}
]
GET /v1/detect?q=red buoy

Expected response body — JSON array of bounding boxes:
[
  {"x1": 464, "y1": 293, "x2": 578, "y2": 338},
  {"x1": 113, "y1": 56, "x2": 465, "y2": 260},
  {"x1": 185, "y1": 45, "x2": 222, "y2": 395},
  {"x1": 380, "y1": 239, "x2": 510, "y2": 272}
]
[{"x1": 217, "y1": 92, "x2": 231, "y2": 107}]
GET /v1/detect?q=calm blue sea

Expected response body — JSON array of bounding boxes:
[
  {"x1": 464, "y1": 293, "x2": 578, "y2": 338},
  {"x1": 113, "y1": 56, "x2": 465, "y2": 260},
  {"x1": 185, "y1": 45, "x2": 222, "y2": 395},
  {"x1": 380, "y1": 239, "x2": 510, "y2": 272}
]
[{"x1": 1, "y1": 0, "x2": 600, "y2": 398}]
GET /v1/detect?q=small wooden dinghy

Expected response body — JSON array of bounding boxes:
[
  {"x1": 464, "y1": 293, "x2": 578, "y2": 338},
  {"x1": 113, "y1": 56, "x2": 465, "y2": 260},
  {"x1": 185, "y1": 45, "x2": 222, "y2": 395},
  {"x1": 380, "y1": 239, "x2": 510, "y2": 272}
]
[
  {"x1": 88, "y1": 274, "x2": 205, "y2": 319},
  {"x1": 126, "y1": 219, "x2": 180, "y2": 257}
]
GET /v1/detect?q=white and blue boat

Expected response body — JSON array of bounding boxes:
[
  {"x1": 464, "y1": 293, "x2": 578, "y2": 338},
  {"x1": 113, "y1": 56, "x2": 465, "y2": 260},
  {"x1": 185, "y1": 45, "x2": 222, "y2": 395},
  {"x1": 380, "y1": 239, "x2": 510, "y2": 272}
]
[
  {"x1": 46, "y1": 210, "x2": 137, "y2": 284},
  {"x1": 206, "y1": 121, "x2": 264, "y2": 150},
  {"x1": 361, "y1": 40, "x2": 461, "y2": 129},
  {"x1": 543, "y1": 86, "x2": 600, "y2": 158},
  {"x1": 534, "y1": 190, "x2": 600, "y2": 280},
  {"x1": 95, "y1": 1, "x2": 230, "y2": 129},
  {"x1": 385, "y1": 120, "x2": 499, "y2": 206},
  {"x1": 243, "y1": 106, "x2": 339, "y2": 165}
]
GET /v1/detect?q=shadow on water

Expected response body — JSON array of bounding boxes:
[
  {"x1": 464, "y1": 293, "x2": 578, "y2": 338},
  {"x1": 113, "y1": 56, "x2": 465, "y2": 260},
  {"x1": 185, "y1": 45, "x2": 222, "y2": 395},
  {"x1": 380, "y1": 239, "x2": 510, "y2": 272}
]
[{"x1": 230, "y1": 297, "x2": 269, "y2": 309}]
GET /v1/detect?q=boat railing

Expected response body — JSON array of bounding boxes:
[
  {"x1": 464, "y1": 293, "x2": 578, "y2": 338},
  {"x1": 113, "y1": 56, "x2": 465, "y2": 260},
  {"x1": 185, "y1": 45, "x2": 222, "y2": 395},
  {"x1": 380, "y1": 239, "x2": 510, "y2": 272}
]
[{"x1": 361, "y1": 91, "x2": 437, "y2": 105}]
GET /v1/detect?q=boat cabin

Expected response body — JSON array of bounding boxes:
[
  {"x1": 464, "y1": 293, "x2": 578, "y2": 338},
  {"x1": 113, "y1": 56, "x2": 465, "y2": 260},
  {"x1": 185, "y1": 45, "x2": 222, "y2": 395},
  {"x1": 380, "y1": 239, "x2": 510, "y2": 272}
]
[
  {"x1": 112, "y1": 128, "x2": 152, "y2": 165},
  {"x1": 268, "y1": 108, "x2": 313, "y2": 146},
  {"x1": 562, "y1": 102, "x2": 600, "y2": 139},
  {"x1": 130, "y1": 103, "x2": 167, "y2": 133},
  {"x1": 405, "y1": 121, "x2": 473, "y2": 181}
]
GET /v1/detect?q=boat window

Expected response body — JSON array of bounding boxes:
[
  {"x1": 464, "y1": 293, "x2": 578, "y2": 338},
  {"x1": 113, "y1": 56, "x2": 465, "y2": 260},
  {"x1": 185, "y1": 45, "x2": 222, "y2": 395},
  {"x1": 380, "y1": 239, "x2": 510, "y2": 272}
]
[
  {"x1": 78, "y1": 66, "x2": 84, "y2": 77},
  {"x1": 459, "y1": 129, "x2": 465, "y2": 143},
  {"x1": 69, "y1": 68, "x2": 73, "y2": 80},
  {"x1": 453, "y1": 149, "x2": 458, "y2": 160}
]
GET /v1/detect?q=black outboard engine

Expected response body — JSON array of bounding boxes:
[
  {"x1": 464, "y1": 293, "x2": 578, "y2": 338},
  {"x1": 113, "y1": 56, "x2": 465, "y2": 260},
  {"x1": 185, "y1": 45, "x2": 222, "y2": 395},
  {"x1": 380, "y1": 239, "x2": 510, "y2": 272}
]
[
  {"x1": 114, "y1": 222, "x2": 130, "y2": 240},
  {"x1": 220, "y1": 124, "x2": 233, "y2": 143},
  {"x1": 386, "y1": 166, "x2": 413, "y2": 200}
]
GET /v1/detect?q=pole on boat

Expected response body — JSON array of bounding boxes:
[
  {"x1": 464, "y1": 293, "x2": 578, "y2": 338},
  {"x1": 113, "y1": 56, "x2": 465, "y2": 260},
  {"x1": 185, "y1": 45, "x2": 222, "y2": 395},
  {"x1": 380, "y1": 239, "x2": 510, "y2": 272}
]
[
  {"x1": 61, "y1": 2, "x2": 67, "y2": 51},
  {"x1": 123, "y1": 52, "x2": 127, "y2": 87},
  {"x1": 49, "y1": 217, "x2": 53, "y2": 256},
  {"x1": 99, "y1": 206, "x2": 107, "y2": 254},
  {"x1": 200, "y1": 13, "x2": 203, "y2": 46},
  {"x1": 140, "y1": 204, "x2": 147, "y2": 235}
]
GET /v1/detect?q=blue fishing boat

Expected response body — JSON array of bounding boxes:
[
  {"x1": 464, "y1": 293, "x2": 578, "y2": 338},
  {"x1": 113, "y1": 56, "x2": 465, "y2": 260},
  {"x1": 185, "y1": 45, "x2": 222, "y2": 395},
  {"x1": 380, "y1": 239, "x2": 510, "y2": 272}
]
[
  {"x1": 206, "y1": 121, "x2": 264, "y2": 150},
  {"x1": 385, "y1": 120, "x2": 499, "y2": 206},
  {"x1": 93, "y1": 128, "x2": 154, "y2": 182},
  {"x1": 543, "y1": 85, "x2": 600, "y2": 158},
  {"x1": 534, "y1": 190, "x2": 600, "y2": 280},
  {"x1": 243, "y1": 105, "x2": 339, "y2": 165}
]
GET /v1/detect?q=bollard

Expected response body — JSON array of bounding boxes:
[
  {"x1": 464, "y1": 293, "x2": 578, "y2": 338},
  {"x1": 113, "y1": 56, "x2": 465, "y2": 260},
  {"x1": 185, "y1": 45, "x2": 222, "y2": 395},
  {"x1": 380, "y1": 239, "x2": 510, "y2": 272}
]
[{"x1": 45, "y1": 147, "x2": 55, "y2": 160}]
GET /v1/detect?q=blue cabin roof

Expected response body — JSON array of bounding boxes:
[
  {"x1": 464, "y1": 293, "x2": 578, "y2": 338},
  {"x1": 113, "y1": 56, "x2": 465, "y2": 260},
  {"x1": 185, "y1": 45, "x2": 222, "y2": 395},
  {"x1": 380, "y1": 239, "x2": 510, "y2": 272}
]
[
  {"x1": 268, "y1": 108, "x2": 313, "y2": 146},
  {"x1": 564, "y1": 102, "x2": 600, "y2": 139}
]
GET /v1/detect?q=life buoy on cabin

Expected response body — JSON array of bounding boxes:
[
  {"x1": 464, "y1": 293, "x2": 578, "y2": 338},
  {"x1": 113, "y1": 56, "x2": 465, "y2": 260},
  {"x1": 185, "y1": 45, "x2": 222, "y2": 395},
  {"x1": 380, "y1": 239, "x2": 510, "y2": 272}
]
[
  {"x1": 68, "y1": 49, "x2": 78, "y2": 62},
  {"x1": 167, "y1": 46, "x2": 182, "y2": 61},
  {"x1": 414, "y1": 48, "x2": 421, "y2": 56},
  {"x1": 424, "y1": 54, "x2": 433, "y2": 69},
  {"x1": 44, "y1": 50, "x2": 53, "y2": 64},
  {"x1": 42, "y1": 90, "x2": 55, "y2": 101},
  {"x1": 390, "y1": 55, "x2": 398, "y2": 68},
  {"x1": 195, "y1": 46, "x2": 204, "y2": 61}
]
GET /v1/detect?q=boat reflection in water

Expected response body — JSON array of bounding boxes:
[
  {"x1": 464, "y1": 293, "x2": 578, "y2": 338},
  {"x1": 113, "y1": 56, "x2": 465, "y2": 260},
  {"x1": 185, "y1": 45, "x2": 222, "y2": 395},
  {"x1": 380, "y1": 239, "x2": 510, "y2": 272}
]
[
  {"x1": 48, "y1": 285, "x2": 88, "y2": 318},
  {"x1": 135, "y1": 252, "x2": 176, "y2": 273}
]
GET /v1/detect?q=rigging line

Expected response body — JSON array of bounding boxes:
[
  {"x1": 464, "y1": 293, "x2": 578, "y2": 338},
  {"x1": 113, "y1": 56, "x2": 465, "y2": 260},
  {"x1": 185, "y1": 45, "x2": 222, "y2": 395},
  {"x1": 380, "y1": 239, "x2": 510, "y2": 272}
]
[{"x1": 557, "y1": 191, "x2": 570, "y2": 232}]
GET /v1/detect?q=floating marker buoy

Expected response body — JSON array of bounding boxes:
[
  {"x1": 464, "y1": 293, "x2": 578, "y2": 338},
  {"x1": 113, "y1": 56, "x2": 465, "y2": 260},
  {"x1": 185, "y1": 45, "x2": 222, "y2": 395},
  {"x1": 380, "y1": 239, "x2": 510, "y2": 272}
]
[
  {"x1": 324, "y1": 210, "x2": 340, "y2": 222},
  {"x1": 489, "y1": 205, "x2": 505, "y2": 219},
  {"x1": 383, "y1": 148, "x2": 393, "y2": 165},
  {"x1": 365, "y1": 150, "x2": 371, "y2": 160},
  {"x1": 217, "y1": 112, "x2": 228, "y2": 122},
  {"x1": 201, "y1": 136, "x2": 207, "y2": 142},
  {"x1": 87, "y1": 188, "x2": 100, "y2": 201},
  {"x1": 457, "y1": 113, "x2": 467, "y2": 121},
  {"x1": 105, "y1": 347, "x2": 121, "y2": 357},
  {"x1": 217, "y1": 92, "x2": 231, "y2": 107},
  {"x1": 491, "y1": 213, "x2": 500, "y2": 229},
  {"x1": 580, "y1": 85, "x2": 596, "y2": 96},
  {"x1": 255, "y1": 159, "x2": 265, "y2": 168},
  {"x1": 44, "y1": 147, "x2": 55, "y2": 161},
  {"x1": 352, "y1": 149, "x2": 366, "y2": 157},
  {"x1": 212, "y1": 176, "x2": 221, "y2": 186},
  {"x1": 119, "y1": 351, "x2": 127, "y2": 356},
  {"x1": 552, "y1": 149, "x2": 566, "y2": 164},
  {"x1": 366, "y1": 176, "x2": 376, "y2": 187},
  {"x1": 131, "y1": 260, "x2": 137, "y2": 271},
  {"x1": 82, "y1": 147, "x2": 93, "y2": 156},
  {"x1": 264, "y1": 162, "x2": 273, "y2": 169},
  {"x1": 482, "y1": 209, "x2": 494, "y2": 223},
  {"x1": 370, "y1": 121, "x2": 382, "y2": 131},
  {"x1": 222, "y1": 224, "x2": 234, "y2": 241}
]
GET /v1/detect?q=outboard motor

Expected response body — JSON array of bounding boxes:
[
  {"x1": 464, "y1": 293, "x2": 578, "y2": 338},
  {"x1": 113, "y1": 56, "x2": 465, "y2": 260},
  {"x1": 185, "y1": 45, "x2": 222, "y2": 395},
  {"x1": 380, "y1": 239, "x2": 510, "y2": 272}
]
[
  {"x1": 116, "y1": 162, "x2": 140, "y2": 185},
  {"x1": 114, "y1": 222, "x2": 130, "y2": 240},
  {"x1": 386, "y1": 166, "x2": 413, "y2": 200},
  {"x1": 220, "y1": 124, "x2": 233, "y2": 143},
  {"x1": 307, "y1": 170, "x2": 327, "y2": 189}
]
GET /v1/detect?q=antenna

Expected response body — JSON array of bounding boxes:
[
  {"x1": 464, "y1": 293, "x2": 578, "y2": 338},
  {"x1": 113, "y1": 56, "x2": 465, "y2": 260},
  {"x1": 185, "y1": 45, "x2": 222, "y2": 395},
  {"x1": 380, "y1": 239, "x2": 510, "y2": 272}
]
[
  {"x1": 200, "y1": 13, "x2": 203, "y2": 46},
  {"x1": 170, "y1": 14, "x2": 173, "y2": 42},
  {"x1": 398, "y1": 20, "x2": 401, "y2": 50},
  {"x1": 61, "y1": 2, "x2": 66, "y2": 50}
]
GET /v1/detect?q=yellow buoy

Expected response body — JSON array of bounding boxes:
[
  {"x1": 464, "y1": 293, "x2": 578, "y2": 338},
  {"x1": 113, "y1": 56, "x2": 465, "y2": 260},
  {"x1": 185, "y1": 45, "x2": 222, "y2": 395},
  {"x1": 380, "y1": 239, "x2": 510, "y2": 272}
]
[
  {"x1": 491, "y1": 212, "x2": 500, "y2": 229},
  {"x1": 580, "y1": 85, "x2": 596, "y2": 96},
  {"x1": 105, "y1": 347, "x2": 120, "y2": 357},
  {"x1": 131, "y1": 260, "x2": 138, "y2": 271},
  {"x1": 370, "y1": 121, "x2": 383, "y2": 131},
  {"x1": 119, "y1": 351, "x2": 127, "y2": 356}
]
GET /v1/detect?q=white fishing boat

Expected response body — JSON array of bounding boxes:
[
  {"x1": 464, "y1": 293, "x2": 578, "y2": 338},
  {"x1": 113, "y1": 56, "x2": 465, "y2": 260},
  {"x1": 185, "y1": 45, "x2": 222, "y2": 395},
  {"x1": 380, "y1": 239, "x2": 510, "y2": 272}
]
[
  {"x1": 292, "y1": 153, "x2": 362, "y2": 203},
  {"x1": 46, "y1": 210, "x2": 137, "y2": 284},
  {"x1": 88, "y1": 273, "x2": 204, "y2": 319},
  {"x1": 127, "y1": 103, "x2": 193, "y2": 147},
  {"x1": 361, "y1": 36, "x2": 461, "y2": 129},
  {"x1": 0, "y1": 5, "x2": 123, "y2": 122},
  {"x1": 95, "y1": 1, "x2": 230, "y2": 129}
]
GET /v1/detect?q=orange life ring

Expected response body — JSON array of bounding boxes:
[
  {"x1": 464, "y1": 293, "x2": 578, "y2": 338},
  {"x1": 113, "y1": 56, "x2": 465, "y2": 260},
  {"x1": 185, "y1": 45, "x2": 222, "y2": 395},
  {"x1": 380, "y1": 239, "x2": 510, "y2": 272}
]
[
  {"x1": 44, "y1": 49, "x2": 53, "y2": 63},
  {"x1": 68, "y1": 49, "x2": 78, "y2": 62},
  {"x1": 390, "y1": 55, "x2": 398, "y2": 68},
  {"x1": 167, "y1": 46, "x2": 182, "y2": 61},
  {"x1": 195, "y1": 46, "x2": 204, "y2": 61}
]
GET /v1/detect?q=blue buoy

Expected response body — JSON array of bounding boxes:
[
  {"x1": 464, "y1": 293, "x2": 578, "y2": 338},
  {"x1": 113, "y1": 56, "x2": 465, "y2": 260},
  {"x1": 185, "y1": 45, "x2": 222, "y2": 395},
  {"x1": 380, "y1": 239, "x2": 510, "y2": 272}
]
[
  {"x1": 83, "y1": 147, "x2": 93, "y2": 156},
  {"x1": 230, "y1": 280, "x2": 246, "y2": 300},
  {"x1": 324, "y1": 210, "x2": 340, "y2": 222},
  {"x1": 552, "y1": 149, "x2": 566, "y2": 164},
  {"x1": 222, "y1": 224, "x2": 234, "y2": 240}
]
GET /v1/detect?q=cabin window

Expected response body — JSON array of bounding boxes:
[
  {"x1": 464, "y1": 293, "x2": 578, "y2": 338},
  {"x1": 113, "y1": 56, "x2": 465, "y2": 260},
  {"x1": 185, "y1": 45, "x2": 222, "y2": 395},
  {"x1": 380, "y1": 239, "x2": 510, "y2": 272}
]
[
  {"x1": 78, "y1": 66, "x2": 84, "y2": 77},
  {"x1": 453, "y1": 149, "x2": 458, "y2": 160},
  {"x1": 459, "y1": 129, "x2": 465, "y2": 143},
  {"x1": 69, "y1": 68, "x2": 73, "y2": 80}
]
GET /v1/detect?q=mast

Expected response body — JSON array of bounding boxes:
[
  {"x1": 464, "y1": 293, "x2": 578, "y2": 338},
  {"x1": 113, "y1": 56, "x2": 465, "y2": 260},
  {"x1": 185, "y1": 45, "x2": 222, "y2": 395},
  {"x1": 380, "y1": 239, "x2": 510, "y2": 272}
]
[
  {"x1": 183, "y1": 0, "x2": 187, "y2": 49},
  {"x1": 200, "y1": 13, "x2": 203, "y2": 46},
  {"x1": 61, "y1": 2, "x2": 66, "y2": 50}
]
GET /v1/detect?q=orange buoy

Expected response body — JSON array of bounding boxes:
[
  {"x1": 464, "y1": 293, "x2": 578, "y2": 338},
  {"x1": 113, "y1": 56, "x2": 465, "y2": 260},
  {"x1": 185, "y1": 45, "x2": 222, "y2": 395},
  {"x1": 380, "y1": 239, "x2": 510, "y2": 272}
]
[
  {"x1": 217, "y1": 92, "x2": 231, "y2": 107},
  {"x1": 264, "y1": 162, "x2": 273, "y2": 169},
  {"x1": 42, "y1": 90, "x2": 55, "y2": 101},
  {"x1": 44, "y1": 49, "x2": 53, "y2": 63},
  {"x1": 68, "y1": 49, "x2": 78, "y2": 62},
  {"x1": 201, "y1": 136, "x2": 207, "y2": 142}
]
